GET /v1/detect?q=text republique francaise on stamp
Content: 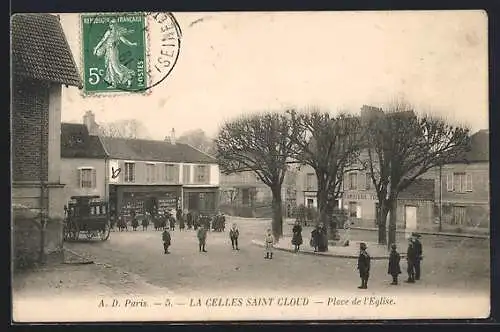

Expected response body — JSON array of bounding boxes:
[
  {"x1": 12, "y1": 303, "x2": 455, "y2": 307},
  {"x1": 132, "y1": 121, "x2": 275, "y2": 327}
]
[{"x1": 81, "y1": 12, "x2": 181, "y2": 95}]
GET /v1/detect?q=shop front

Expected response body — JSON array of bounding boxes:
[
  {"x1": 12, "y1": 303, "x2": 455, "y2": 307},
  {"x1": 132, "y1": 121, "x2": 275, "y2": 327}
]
[
  {"x1": 183, "y1": 187, "x2": 219, "y2": 214},
  {"x1": 109, "y1": 184, "x2": 182, "y2": 217}
]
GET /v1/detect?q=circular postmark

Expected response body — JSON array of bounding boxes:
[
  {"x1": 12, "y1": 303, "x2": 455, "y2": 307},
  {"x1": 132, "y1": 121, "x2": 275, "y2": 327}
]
[{"x1": 82, "y1": 12, "x2": 181, "y2": 95}]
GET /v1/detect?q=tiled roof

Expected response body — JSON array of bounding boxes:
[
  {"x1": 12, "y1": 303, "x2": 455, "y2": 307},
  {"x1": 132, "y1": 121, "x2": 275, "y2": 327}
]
[
  {"x1": 61, "y1": 123, "x2": 107, "y2": 159},
  {"x1": 398, "y1": 179, "x2": 435, "y2": 201},
  {"x1": 450, "y1": 129, "x2": 489, "y2": 163},
  {"x1": 11, "y1": 14, "x2": 82, "y2": 88},
  {"x1": 100, "y1": 136, "x2": 217, "y2": 164}
]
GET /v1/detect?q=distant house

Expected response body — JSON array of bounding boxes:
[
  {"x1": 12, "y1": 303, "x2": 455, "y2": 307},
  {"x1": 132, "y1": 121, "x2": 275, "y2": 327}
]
[
  {"x1": 60, "y1": 122, "x2": 107, "y2": 200},
  {"x1": 435, "y1": 129, "x2": 489, "y2": 230},
  {"x1": 219, "y1": 169, "x2": 297, "y2": 218},
  {"x1": 79, "y1": 113, "x2": 220, "y2": 217},
  {"x1": 11, "y1": 14, "x2": 82, "y2": 219}
]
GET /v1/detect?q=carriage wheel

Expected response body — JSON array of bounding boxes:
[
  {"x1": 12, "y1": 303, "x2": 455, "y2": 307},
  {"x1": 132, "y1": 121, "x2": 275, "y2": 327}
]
[{"x1": 100, "y1": 221, "x2": 111, "y2": 241}]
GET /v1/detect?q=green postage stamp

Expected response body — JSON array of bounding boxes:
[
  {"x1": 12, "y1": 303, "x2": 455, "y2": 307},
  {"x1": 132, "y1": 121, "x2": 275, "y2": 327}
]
[
  {"x1": 81, "y1": 13, "x2": 147, "y2": 94},
  {"x1": 80, "y1": 12, "x2": 181, "y2": 95}
]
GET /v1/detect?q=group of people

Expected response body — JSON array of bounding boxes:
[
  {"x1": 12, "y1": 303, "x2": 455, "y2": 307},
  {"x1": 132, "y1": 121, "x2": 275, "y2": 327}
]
[
  {"x1": 357, "y1": 232, "x2": 424, "y2": 289},
  {"x1": 161, "y1": 222, "x2": 240, "y2": 255},
  {"x1": 288, "y1": 221, "x2": 329, "y2": 253},
  {"x1": 112, "y1": 209, "x2": 226, "y2": 233}
]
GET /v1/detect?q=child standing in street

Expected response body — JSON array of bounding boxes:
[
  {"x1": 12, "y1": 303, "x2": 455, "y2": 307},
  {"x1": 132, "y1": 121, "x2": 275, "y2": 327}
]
[
  {"x1": 229, "y1": 223, "x2": 240, "y2": 250},
  {"x1": 357, "y1": 242, "x2": 371, "y2": 289},
  {"x1": 197, "y1": 224, "x2": 208, "y2": 252},
  {"x1": 162, "y1": 228, "x2": 171, "y2": 254},
  {"x1": 388, "y1": 243, "x2": 402, "y2": 285},
  {"x1": 264, "y1": 228, "x2": 274, "y2": 259}
]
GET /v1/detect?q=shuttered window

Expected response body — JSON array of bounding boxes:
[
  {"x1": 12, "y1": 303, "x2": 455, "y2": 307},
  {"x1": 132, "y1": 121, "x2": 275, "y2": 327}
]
[
  {"x1": 124, "y1": 162, "x2": 135, "y2": 183},
  {"x1": 79, "y1": 168, "x2": 96, "y2": 188},
  {"x1": 446, "y1": 173, "x2": 454, "y2": 192},
  {"x1": 465, "y1": 174, "x2": 473, "y2": 192}
]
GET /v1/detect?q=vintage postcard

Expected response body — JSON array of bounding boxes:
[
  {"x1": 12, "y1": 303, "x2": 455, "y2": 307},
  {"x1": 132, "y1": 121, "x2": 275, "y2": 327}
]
[{"x1": 11, "y1": 10, "x2": 490, "y2": 322}]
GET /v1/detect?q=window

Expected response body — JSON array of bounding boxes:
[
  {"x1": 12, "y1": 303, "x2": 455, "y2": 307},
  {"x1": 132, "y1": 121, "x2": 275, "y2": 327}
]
[
  {"x1": 452, "y1": 172, "x2": 473, "y2": 193},
  {"x1": 79, "y1": 168, "x2": 96, "y2": 188},
  {"x1": 183, "y1": 164, "x2": 191, "y2": 184},
  {"x1": 446, "y1": 173, "x2": 454, "y2": 191},
  {"x1": 452, "y1": 206, "x2": 466, "y2": 225},
  {"x1": 124, "y1": 162, "x2": 135, "y2": 183},
  {"x1": 365, "y1": 172, "x2": 371, "y2": 190},
  {"x1": 195, "y1": 165, "x2": 210, "y2": 183},
  {"x1": 348, "y1": 172, "x2": 358, "y2": 190},
  {"x1": 348, "y1": 202, "x2": 358, "y2": 218},
  {"x1": 146, "y1": 163, "x2": 156, "y2": 183},
  {"x1": 165, "y1": 164, "x2": 179, "y2": 183},
  {"x1": 306, "y1": 173, "x2": 315, "y2": 190},
  {"x1": 307, "y1": 199, "x2": 314, "y2": 208}
]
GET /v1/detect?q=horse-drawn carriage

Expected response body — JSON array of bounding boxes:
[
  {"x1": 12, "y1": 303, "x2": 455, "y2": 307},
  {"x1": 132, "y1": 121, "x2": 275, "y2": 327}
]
[{"x1": 63, "y1": 195, "x2": 111, "y2": 241}]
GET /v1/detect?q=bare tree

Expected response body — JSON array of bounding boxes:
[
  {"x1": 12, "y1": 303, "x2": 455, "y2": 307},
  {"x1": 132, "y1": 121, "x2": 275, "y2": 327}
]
[
  {"x1": 215, "y1": 112, "x2": 299, "y2": 240},
  {"x1": 177, "y1": 129, "x2": 216, "y2": 155},
  {"x1": 99, "y1": 119, "x2": 150, "y2": 139},
  {"x1": 363, "y1": 102, "x2": 470, "y2": 247},
  {"x1": 290, "y1": 109, "x2": 363, "y2": 226}
]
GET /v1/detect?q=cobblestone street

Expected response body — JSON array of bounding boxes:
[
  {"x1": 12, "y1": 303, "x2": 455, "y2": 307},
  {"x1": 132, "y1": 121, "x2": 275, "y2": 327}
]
[{"x1": 29, "y1": 217, "x2": 488, "y2": 296}]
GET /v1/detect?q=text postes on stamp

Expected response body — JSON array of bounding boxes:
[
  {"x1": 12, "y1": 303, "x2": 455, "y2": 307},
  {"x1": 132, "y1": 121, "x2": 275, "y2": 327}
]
[{"x1": 81, "y1": 12, "x2": 181, "y2": 95}]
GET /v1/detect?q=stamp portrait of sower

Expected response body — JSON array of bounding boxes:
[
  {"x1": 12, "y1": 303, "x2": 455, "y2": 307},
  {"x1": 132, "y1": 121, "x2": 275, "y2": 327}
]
[
  {"x1": 81, "y1": 13, "x2": 148, "y2": 94},
  {"x1": 93, "y1": 18, "x2": 138, "y2": 89}
]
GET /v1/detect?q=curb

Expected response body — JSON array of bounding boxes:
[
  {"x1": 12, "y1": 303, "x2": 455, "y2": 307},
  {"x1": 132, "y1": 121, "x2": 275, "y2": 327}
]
[
  {"x1": 251, "y1": 240, "x2": 389, "y2": 260},
  {"x1": 287, "y1": 223, "x2": 489, "y2": 239}
]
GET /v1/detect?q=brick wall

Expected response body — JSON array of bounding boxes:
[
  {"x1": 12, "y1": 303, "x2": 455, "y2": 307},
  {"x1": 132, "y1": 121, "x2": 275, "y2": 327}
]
[{"x1": 12, "y1": 78, "x2": 49, "y2": 182}]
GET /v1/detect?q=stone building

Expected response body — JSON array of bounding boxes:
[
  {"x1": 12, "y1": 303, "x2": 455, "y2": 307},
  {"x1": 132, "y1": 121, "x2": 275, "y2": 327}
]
[
  {"x1": 435, "y1": 129, "x2": 489, "y2": 231},
  {"x1": 12, "y1": 13, "x2": 82, "y2": 219}
]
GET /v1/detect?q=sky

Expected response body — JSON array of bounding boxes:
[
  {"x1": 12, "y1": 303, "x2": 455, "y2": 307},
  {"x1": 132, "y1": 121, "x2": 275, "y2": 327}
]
[{"x1": 58, "y1": 10, "x2": 488, "y2": 139}]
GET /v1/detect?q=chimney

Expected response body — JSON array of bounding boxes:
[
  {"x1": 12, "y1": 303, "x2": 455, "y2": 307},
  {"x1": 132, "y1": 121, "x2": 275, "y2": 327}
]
[
  {"x1": 83, "y1": 111, "x2": 98, "y2": 135},
  {"x1": 171, "y1": 128, "x2": 176, "y2": 145}
]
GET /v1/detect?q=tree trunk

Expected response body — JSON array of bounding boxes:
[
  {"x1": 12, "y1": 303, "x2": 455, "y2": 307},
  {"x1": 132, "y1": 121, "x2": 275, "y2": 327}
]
[
  {"x1": 387, "y1": 198, "x2": 398, "y2": 250},
  {"x1": 377, "y1": 201, "x2": 389, "y2": 245},
  {"x1": 316, "y1": 176, "x2": 329, "y2": 226},
  {"x1": 271, "y1": 186, "x2": 283, "y2": 241}
]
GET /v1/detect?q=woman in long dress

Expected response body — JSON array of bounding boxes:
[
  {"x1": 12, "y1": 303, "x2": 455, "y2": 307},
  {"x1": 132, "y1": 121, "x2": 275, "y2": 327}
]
[{"x1": 93, "y1": 18, "x2": 137, "y2": 88}]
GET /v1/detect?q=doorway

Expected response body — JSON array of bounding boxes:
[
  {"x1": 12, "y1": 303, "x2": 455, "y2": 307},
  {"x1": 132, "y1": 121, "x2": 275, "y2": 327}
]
[{"x1": 404, "y1": 205, "x2": 418, "y2": 239}]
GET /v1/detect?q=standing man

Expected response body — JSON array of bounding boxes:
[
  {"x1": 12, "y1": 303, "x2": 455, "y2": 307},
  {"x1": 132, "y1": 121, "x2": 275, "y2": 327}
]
[
  {"x1": 406, "y1": 237, "x2": 417, "y2": 283},
  {"x1": 197, "y1": 224, "x2": 208, "y2": 252},
  {"x1": 162, "y1": 227, "x2": 171, "y2": 254},
  {"x1": 229, "y1": 223, "x2": 240, "y2": 250},
  {"x1": 412, "y1": 233, "x2": 423, "y2": 281},
  {"x1": 357, "y1": 242, "x2": 371, "y2": 289}
]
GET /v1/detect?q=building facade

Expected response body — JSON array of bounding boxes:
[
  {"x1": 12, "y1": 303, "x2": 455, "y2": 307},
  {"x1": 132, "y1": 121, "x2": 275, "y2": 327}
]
[
  {"x1": 219, "y1": 169, "x2": 297, "y2": 218},
  {"x1": 435, "y1": 129, "x2": 489, "y2": 230},
  {"x1": 77, "y1": 114, "x2": 220, "y2": 217},
  {"x1": 11, "y1": 14, "x2": 82, "y2": 220},
  {"x1": 60, "y1": 123, "x2": 107, "y2": 201}
]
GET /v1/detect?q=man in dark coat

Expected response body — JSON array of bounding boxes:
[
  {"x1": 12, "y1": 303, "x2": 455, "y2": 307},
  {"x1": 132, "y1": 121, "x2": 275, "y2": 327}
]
[
  {"x1": 357, "y1": 242, "x2": 371, "y2": 289},
  {"x1": 162, "y1": 228, "x2": 171, "y2": 254},
  {"x1": 406, "y1": 238, "x2": 417, "y2": 283},
  {"x1": 310, "y1": 227, "x2": 319, "y2": 252},
  {"x1": 291, "y1": 221, "x2": 303, "y2": 252},
  {"x1": 412, "y1": 233, "x2": 423, "y2": 281},
  {"x1": 197, "y1": 224, "x2": 208, "y2": 252},
  {"x1": 388, "y1": 243, "x2": 402, "y2": 285},
  {"x1": 186, "y1": 211, "x2": 193, "y2": 230}
]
